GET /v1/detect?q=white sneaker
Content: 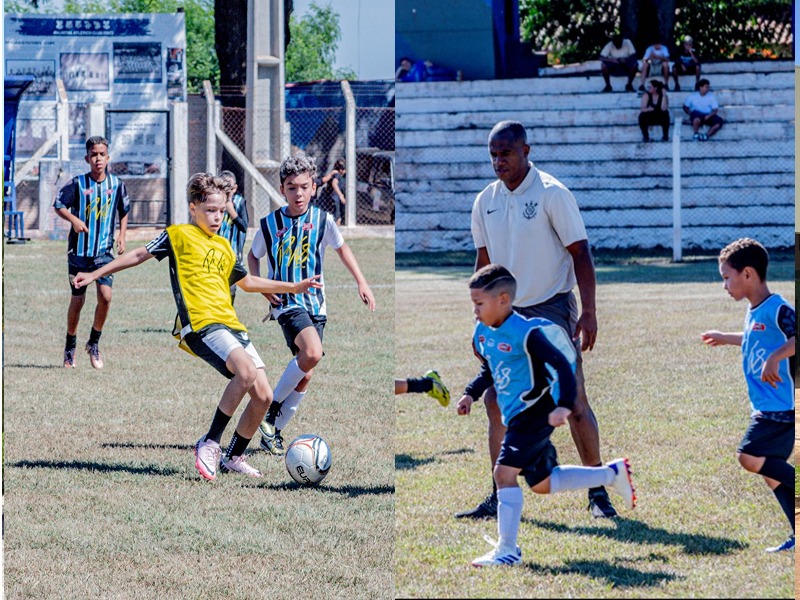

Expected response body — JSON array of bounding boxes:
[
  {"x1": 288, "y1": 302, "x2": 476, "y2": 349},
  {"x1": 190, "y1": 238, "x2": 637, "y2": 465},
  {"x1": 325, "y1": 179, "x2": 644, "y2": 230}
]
[
  {"x1": 194, "y1": 437, "x2": 221, "y2": 481},
  {"x1": 220, "y1": 454, "x2": 263, "y2": 478},
  {"x1": 607, "y1": 458, "x2": 636, "y2": 510},
  {"x1": 471, "y1": 535, "x2": 521, "y2": 567}
]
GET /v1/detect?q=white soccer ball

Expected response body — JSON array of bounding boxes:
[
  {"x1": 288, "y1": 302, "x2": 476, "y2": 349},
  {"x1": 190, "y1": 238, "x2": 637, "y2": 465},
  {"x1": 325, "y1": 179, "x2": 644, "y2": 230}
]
[{"x1": 284, "y1": 434, "x2": 332, "y2": 486}]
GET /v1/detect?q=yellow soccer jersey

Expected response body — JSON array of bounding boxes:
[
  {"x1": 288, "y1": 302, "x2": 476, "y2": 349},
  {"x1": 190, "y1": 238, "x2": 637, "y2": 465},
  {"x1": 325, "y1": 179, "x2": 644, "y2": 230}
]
[{"x1": 146, "y1": 224, "x2": 248, "y2": 334}]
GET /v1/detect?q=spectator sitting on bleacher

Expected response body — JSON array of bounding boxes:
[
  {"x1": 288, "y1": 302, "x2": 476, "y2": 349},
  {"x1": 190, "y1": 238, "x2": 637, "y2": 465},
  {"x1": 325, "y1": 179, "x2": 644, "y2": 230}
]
[
  {"x1": 672, "y1": 35, "x2": 701, "y2": 91},
  {"x1": 599, "y1": 34, "x2": 638, "y2": 93},
  {"x1": 683, "y1": 78, "x2": 724, "y2": 141},
  {"x1": 396, "y1": 57, "x2": 459, "y2": 83},
  {"x1": 639, "y1": 41, "x2": 670, "y2": 92},
  {"x1": 638, "y1": 80, "x2": 670, "y2": 142}
]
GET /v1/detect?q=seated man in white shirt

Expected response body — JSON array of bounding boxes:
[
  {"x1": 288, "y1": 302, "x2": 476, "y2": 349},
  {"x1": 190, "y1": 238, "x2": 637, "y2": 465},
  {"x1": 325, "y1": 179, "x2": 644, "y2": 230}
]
[
  {"x1": 683, "y1": 78, "x2": 724, "y2": 140},
  {"x1": 639, "y1": 41, "x2": 670, "y2": 92},
  {"x1": 599, "y1": 34, "x2": 638, "y2": 93}
]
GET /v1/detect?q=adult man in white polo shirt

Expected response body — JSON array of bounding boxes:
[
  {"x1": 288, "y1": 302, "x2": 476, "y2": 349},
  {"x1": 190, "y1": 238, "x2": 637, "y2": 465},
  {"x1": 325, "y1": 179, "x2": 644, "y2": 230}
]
[{"x1": 457, "y1": 120, "x2": 617, "y2": 520}]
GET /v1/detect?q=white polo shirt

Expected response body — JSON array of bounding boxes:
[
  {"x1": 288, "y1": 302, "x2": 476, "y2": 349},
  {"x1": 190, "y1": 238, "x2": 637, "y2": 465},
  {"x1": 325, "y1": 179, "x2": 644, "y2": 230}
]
[
  {"x1": 471, "y1": 162, "x2": 587, "y2": 308},
  {"x1": 683, "y1": 91, "x2": 719, "y2": 115}
]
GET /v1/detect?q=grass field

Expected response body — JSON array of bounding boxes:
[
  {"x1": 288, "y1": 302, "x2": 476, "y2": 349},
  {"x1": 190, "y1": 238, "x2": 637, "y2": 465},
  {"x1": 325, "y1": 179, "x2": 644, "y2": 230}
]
[
  {"x1": 396, "y1": 255, "x2": 794, "y2": 599},
  {"x1": 2, "y1": 236, "x2": 394, "y2": 599}
]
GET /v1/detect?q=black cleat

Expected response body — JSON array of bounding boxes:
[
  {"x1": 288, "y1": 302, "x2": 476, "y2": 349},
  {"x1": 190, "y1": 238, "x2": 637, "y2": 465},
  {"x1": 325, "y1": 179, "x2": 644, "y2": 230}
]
[
  {"x1": 588, "y1": 486, "x2": 618, "y2": 518},
  {"x1": 455, "y1": 492, "x2": 498, "y2": 519}
]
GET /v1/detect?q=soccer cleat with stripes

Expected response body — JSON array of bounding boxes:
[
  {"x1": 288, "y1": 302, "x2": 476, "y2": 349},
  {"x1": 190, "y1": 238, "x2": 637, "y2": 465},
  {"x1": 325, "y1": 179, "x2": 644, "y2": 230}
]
[
  {"x1": 765, "y1": 535, "x2": 794, "y2": 553},
  {"x1": 85, "y1": 342, "x2": 104, "y2": 369},
  {"x1": 220, "y1": 454, "x2": 263, "y2": 478},
  {"x1": 194, "y1": 437, "x2": 221, "y2": 481},
  {"x1": 63, "y1": 347, "x2": 76, "y2": 368},
  {"x1": 471, "y1": 535, "x2": 521, "y2": 567},
  {"x1": 260, "y1": 428, "x2": 286, "y2": 456},
  {"x1": 607, "y1": 458, "x2": 636, "y2": 510},
  {"x1": 424, "y1": 370, "x2": 450, "y2": 407}
]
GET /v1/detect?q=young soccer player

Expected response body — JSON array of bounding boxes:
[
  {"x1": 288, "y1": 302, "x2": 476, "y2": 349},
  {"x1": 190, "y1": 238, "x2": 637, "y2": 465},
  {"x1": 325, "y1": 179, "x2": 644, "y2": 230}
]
[
  {"x1": 73, "y1": 173, "x2": 322, "y2": 481},
  {"x1": 54, "y1": 136, "x2": 130, "y2": 369},
  {"x1": 700, "y1": 238, "x2": 795, "y2": 553},
  {"x1": 457, "y1": 264, "x2": 636, "y2": 567},
  {"x1": 247, "y1": 154, "x2": 376, "y2": 456},
  {"x1": 394, "y1": 370, "x2": 450, "y2": 406},
  {"x1": 217, "y1": 170, "x2": 248, "y2": 303}
]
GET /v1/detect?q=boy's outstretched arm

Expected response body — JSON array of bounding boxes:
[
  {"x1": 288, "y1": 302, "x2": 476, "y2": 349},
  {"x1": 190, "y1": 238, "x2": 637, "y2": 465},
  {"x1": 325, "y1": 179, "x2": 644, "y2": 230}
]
[
  {"x1": 73, "y1": 245, "x2": 153, "y2": 288},
  {"x1": 700, "y1": 330, "x2": 743, "y2": 346},
  {"x1": 236, "y1": 274, "x2": 322, "y2": 296},
  {"x1": 335, "y1": 242, "x2": 376, "y2": 311},
  {"x1": 761, "y1": 336, "x2": 795, "y2": 388}
]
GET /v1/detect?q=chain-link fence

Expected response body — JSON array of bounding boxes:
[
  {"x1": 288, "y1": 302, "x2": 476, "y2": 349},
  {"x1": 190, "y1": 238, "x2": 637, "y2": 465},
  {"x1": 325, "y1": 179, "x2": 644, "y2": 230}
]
[{"x1": 216, "y1": 82, "x2": 395, "y2": 228}]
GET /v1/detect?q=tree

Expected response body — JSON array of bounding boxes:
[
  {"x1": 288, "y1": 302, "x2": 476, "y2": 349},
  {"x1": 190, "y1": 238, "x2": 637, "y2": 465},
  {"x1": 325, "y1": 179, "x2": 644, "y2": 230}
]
[{"x1": 285, "y1": 3, "x2": 356, "y2": 82}]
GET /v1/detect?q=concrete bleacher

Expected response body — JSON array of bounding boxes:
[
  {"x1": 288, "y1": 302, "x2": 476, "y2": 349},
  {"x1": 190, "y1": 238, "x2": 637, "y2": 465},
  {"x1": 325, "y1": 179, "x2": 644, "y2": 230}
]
[{"x1": 395, "y1": 60, "x2": 794, "y2": 253}]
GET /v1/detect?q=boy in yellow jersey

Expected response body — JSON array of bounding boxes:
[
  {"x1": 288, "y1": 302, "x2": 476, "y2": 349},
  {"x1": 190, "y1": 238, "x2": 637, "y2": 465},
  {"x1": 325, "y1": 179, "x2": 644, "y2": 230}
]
[{"x1": 73, "y1": 173, "x2": 322, "y2": 481}]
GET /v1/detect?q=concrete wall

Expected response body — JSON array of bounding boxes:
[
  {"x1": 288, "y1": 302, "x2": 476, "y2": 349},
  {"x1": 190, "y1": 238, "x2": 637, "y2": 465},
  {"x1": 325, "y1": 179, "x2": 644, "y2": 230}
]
[{"x1": 395, "y1": 61, "x2": 794, "y2": 252}]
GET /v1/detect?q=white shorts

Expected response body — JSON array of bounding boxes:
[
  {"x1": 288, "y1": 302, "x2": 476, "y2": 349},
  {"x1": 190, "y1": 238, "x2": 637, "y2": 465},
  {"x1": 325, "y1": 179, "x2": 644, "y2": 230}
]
[{"x1": 185, "y1": 325, "x2": 264, "y2": 379}]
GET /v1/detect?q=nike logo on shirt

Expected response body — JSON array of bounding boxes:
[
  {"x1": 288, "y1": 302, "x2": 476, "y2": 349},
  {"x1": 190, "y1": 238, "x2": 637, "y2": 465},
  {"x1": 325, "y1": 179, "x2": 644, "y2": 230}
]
[{"x1": 487, "y1": 208, "x2": 499, "y2": 214}]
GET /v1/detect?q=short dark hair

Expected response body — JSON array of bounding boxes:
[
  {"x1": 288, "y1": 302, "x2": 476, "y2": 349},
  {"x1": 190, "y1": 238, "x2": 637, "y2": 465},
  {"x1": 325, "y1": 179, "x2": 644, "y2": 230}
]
[
  {"x1": 186, "y1": 172, "x2": 234, "y2": 205},
  {"x1": 85, "y1": 136, "x2": 109, "y2": 153},
  {"x1": 333, "y1": 158, "x2": 346, "y2": 171},
  {"x1": 219, "y1": 170, "x2": 237, "y2": 184},
  {"x1": 279, "y1": 154, "x2": 317, "y2": 184},
  {"x1": 488, "y1": 120, "x2": 527, "y2": 145},
  {"x1": 697, "y1": 78, "x2": 710, "y2": 88},
  {"x1": 612, "y1": 34, "x2": 623, "y2": 47},
  {"x1": 469, "y1": 264, "x2": 517, "y2": 300},
  {"x1": 719, "y1": 238, "x2": 768, "y2": 281}
]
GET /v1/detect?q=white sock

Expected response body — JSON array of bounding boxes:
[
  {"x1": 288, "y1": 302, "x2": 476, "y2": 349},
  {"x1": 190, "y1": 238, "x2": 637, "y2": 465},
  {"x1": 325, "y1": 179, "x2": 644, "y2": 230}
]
[
  {"x1": 274, "y1": 390, "x2": 306, "y2": 431},
  {"x1": 272, "y1": 358, "x2": 308, "y2": 404},
  {"x1": 549, "y1": 465, "x2": 614, "y2": 494},
  {"x1": 497, "y1": 486, "x2": 523, "y2": 550}
]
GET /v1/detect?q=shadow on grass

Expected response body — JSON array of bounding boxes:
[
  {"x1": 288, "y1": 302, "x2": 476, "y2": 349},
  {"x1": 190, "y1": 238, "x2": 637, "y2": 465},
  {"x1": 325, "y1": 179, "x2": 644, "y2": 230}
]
[
  {"x1": 9, "y1": 459, "x2": 180, "y2": 477},
  {"x1": 525, "y1": 517, "x2": 746, "y2": 555},
  {"x1": 261, "y1": 481, "x2": 394, "y2": 497},
  {"x1": 119, "y1": 327, "x2": 170, "y2": 334},
  {"x1": 5, "y1": 363, "x2": 63, "y2": 369},
  {"x1": 395, "y1": 453, "x2": 435, "y2": 470},
  {"x1": 101, "y1": 442, "x2": 193, "y2": 451},
  {"x1": 521, "y1": 557, "x2": 680, "y2": 589}
]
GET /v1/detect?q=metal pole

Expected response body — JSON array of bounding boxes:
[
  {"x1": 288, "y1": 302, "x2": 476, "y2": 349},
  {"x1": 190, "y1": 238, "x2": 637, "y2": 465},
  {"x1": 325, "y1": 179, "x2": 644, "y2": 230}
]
[
  {"x1": 341, "y1": 80, "x2": 357, "y2": 227},
  {"x1": 203, "y1": 80, "x2": 217, "y2": 174},
  {"x1": 671, "y1": 118, "x2": 682, "y2": 262}
]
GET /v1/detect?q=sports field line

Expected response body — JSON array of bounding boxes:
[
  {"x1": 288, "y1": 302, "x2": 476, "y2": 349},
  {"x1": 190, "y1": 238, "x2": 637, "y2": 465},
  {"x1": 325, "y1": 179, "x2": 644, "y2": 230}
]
[{"x1": 3, "y1": 283, "x2": 395, "y2": 297}]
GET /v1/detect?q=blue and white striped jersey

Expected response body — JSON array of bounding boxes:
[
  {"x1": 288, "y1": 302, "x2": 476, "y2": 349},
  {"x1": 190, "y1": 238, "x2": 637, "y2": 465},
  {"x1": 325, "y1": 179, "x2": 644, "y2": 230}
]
[
  {"x1": 473, "y1": 312, "x2": 577, "y2": 426},
  {"x1": 250, "y1": 205, "x2": 344, "y2": 317},
  {"x1": 217, "y1": 192, "x2": 248, "y2": 262},
  {"x1": 742, "y1": 293, "x2": 795, "y2": 414},
  {"x1": 54, "y1": 173, "x2": 130, "y2": 257}
]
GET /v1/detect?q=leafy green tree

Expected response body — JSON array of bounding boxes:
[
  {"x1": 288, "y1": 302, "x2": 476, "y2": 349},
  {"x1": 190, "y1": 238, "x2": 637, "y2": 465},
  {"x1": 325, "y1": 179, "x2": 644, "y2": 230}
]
[{"x1": 285, "y1": 2, "x2": 356, "y2": 82}]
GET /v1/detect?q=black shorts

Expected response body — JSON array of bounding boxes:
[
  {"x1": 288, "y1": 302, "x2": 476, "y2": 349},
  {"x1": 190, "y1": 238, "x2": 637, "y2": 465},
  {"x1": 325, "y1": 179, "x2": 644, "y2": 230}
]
[
  {"x1": 277, "y1": 308, "x2": 326, "y2": 355},
  {"x1": 689, "y1": 111, "x2": 724, "y2": 129},
  {"x1": 737, "y1": 414, "x2": 793, "y2": 460},
  {"x1": 497, "y1": 409, "x2": 559, "y2": 488},
  {"x1": 68, "y1": 252, "x2": 114, "y2": 296},
  {"x1": 674, "y1": 59, "x2": 699, "y2": 74}
]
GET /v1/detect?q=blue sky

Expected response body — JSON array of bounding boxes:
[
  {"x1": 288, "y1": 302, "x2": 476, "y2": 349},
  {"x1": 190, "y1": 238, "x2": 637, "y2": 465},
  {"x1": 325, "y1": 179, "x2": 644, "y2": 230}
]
[{"x1": 292, "y1": 0, "x2": 395, "y2": 81}]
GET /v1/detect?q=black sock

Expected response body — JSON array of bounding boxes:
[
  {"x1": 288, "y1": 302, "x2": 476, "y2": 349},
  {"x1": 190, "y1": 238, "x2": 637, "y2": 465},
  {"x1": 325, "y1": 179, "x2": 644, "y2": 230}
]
[
  {"x1": 205, "y1": 408, "x2": 232, "y2": 445},
  {"x1": 406, "y1": 377, "x2": 433, "y2": 394},
  {"x1": 225, "y1": 431, "x2": 251, "y2": 459},
  {"x1": 65, "y1": 333, "x2": 77, "y2": 351},
  {"x1": 758, "y1": 457, "x2": 794, "y2": 489},
  {"x1": 266, "y1": 401, "x2": 282, "y2": 423},
  {"x1": 771, "y1": 484, "x2": 795, "y2": 532},
  {"x1": 491, "y1": 476, "x2": 497, "y2": 498},
  {"x1": 88, "y1": 328, "x2": 102, "y2": 345}
]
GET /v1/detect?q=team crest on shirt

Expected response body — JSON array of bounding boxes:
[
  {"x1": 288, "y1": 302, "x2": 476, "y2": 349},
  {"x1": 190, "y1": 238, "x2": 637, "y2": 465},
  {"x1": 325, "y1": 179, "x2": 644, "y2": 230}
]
[
  {"x1": 523, "y1": 201, "x2": 538, "y2": 220},
  {"x1": 478, "y1": 335, "x2": 485, "y2": 344},
  {"x1": 302, "y1": 222, "x2": 314, "y2": 231},
  {"x1": 83, "y1": 188, "x2": 93, "y2": 196},
  {"x1": 752, "y1": 322, "x2": 766, "y2": 331},
  {"x1": 277, "y1": 226, "x2": 289, "y2": 239},
  {"x1": 498, "y1": 342, "x2": 512, "y2": 352},
  {"x1": 106, "y1": 189, "x2": 114, "y2": 197}
]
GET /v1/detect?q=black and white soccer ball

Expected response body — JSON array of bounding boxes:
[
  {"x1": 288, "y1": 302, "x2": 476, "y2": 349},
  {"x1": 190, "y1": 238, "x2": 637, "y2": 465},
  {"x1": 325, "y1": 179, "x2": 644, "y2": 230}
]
[{"x1": 284, "y1": 434, "x2": 332, "y2": 486}]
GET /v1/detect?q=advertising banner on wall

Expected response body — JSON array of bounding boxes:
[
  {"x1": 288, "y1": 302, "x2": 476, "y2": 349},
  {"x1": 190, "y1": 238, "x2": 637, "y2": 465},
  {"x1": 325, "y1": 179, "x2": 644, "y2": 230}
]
[
  {"x1": 4, "y1": 13, "x2": 185, "y2": 160},
  {"x1": 107, "y1": 111, "x2": 168, "y2": 179}
]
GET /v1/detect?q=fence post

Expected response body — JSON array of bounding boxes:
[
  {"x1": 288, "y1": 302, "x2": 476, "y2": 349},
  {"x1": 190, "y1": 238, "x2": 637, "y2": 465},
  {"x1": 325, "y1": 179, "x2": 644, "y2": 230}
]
[
  {"x1": 671, "y1": 118, "x2": 682, "y2": 262},
  {"x1": 203, "y1": 80, "x2": 217, "y2": 174},
  {"x1": 341, "y1": 80, "x2": 357, "y2": 227},
  {"x1": 57, "y1": 80, "x2": 69, "y2": 166},
  {"x1": 170, "y1": 101, "x2": 189, "y2": 225}
]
